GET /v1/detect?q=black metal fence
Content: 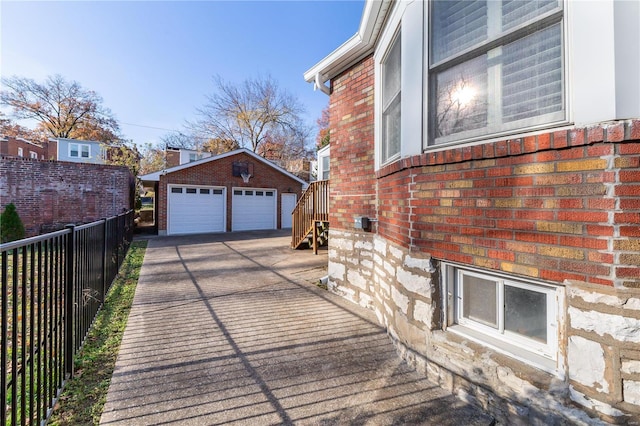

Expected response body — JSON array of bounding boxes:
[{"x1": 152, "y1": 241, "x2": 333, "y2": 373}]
[{"x1": 0, "y1": 210, "x2": 134, "y2": 425}]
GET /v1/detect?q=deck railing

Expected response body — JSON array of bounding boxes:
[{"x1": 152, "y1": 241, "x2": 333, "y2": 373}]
[
  {"x1": 291, "y1": 180, "x2": 329, "y2": 250},
  {"x1": 0, "y1": 210, "x2": 134, "y2": 425}
]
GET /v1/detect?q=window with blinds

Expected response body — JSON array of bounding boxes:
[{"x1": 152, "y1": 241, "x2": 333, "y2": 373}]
[
  {"x1": 430, "y1": 0, "x2": 564, "y2": 145},
  {"x1": 381, "y1": 32, "x2": 402, "y2": 163}
]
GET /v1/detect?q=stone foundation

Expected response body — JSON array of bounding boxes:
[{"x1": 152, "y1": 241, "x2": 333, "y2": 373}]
[{"x1": 328, "y1": 228, "x2": 640, "y2": 424}]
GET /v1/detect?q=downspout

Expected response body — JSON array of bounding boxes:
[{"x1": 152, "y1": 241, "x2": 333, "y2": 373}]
[{"x1": 314, "y1": 73, "x2": 331, "y2": 96}]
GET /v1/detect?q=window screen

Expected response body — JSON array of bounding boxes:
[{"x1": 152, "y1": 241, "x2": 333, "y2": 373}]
[{"x1": 381, "y1": 32, "x2": 402, "y2": 163}]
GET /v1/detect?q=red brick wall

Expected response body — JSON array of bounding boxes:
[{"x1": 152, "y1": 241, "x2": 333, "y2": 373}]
[
  {"x1": 328, "y1": 56, "x2": 377, "y2": 231},
  {"x1": 0, "y1": 156, "x2": 133, "y2": 237},
  {"x1": 157, "y1": 152, "x2": 303, "y2": 232},
  {"x1": 329, "y1": 58, "x2": 640, "y2": 288},
  {"x1": 166, "y1": 150, "x2": 180, "y2": 168}
]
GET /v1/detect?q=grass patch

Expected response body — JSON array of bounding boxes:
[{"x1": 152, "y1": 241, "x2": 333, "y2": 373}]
[{"x1": 47, "y1": 240, "x2": 147, "y2": 425}]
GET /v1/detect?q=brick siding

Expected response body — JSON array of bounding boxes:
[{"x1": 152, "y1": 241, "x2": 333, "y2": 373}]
[
  {"x1": 0, "y1": 156, "x2": 133, "y2": 237},
  {"x1": 157, "y1": 151, "x2": 303, "y2": 232},
  {"x1": 328, "y1": 56, "x2": 377, "y2": 232}
]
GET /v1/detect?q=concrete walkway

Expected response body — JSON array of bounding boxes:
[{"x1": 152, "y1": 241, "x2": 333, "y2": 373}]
[{"x1": 100, "y1": 230, "x2": 492, "y2": 425}]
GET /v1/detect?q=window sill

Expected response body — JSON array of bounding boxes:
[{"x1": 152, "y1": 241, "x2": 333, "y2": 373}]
[
  {"x1": 374, "y1": 121, "x2": 630, "y2": 180},
  {"x1": 447, "y1": 324, "x2": 559, "y2": 376}
]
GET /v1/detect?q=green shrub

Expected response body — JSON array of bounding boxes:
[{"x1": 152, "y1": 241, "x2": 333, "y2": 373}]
[{"x1": 1, "y1": 203, "x2": 26, "y2": 243}]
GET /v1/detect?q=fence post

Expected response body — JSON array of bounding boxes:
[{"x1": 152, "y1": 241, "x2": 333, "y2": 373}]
[
  {"x1": 64, "y1": 224, "x2": 75, "y2": 379},
  {"x1": 102, "y1": 218, "x2": 108, "y2": 300}
]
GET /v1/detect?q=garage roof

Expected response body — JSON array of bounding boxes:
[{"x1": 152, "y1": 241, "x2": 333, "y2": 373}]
[{"x1": 139, "y1": 147, "x2": 309, "y2": 187}]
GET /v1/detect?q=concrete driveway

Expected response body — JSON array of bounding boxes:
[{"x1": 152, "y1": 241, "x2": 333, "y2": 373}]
[{"x1": 100, "y1": 230, "x2": 492, "y2": 425}]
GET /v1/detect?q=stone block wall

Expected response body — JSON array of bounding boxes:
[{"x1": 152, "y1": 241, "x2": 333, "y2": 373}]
[
  {"x1": 567, "y1": 283, "x2": 640, "y2": 418},
  {"x1": 329, "y1": 229, "x2": 639, "y2": 423},
  {"x1": 0, "y1": 156, "x2": 133, "y2": 237}
]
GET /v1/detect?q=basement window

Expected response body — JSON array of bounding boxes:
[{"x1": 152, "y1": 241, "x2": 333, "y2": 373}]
[{"x1": 443, "y1": 263, "x2": 559, "y2": 371}]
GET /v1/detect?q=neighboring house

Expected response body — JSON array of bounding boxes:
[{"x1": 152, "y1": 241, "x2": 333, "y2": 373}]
[
  {"x1": 165, "y1": 146, "x2": 213, "y2": 168},
  {"x1": 0, "y1": 136, "x2": 47, "y2": 159},
  {"x1": 139, "y1": 148, "x2": 306, "y2": 235},
  {"x1": 316, "y1": 144, "x2": 330, "y2": 181},
  {"x1": 48, "y1": 137, "x2": 107, "y2": 164},
  {"x1": 304, "y1": 0, "x2": 639, "y2": 424}
]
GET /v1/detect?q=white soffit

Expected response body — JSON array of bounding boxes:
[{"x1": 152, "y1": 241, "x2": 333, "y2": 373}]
[{"x1": 303, "y1": 0, "x2": 391, "y2": 84}]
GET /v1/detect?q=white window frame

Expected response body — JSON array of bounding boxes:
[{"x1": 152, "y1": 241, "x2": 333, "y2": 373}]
[
  {"x1": 69, "y1": 143, "x2": 90, "y2": 159},
  {"x1": 426, "y1": 0, "x2": 567, "y2": 148},
  {"x1": 17, "y1": 147, "x2": 23, "y2": 157},
  {"x1": 374, "y1": 0, "x2": 423, "y2": 170},
  {"x1": 30, "y1": 151, "x2": 38, "y2": 159},
  {"x1": 443, "y1": 262, "x2": 561, "y2": 373},
  {"x1": 317, "y1": 145, "x2": 330, "y2": 181}
]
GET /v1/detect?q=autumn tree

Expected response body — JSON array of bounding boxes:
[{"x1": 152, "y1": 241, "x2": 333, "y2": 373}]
[
  {"x1": 160, "y1": 131, "x2": 239, "y2": 157},
  {"x1": 316, "y1": 103, "x2": 330, "y2": 149},
  {"x1": 138, "y1": 143, "x2": 167, "y2": 175},
  {"x1": 191, "y1": 75, "x2": 308, "y2": 155},
  {"x1": 105, "y1": 140, "x2": 141, "y2": 176},
  {"x1": 0, "y1": 111, "x2": 43, "y2": 140},
  {"x1": 201, "y1": 138, "x2": 239, "y2": 156},
  {"x1": 0, "y1": 74, "x2": 120, "y2": 142}
]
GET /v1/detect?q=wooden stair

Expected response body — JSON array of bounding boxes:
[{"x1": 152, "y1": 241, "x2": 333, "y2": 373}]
[{"x1": 291, "y1": 180, "x2": 329, "y2": 254}]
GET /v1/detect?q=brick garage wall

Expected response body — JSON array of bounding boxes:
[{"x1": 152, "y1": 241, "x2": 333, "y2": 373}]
[
  {"x1": 327, "y1": 57, "x2": 640, "y2": 422},
  {"x1": 157, "y1": 151, "x2": 303, "y2": 233},
  {"x1": 0, "y1": 156, "x2": 133, "y2": 237}
]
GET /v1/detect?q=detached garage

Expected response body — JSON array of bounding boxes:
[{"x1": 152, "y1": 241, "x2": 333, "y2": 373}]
[{"x1": 140, "y1": 149, "x2": 306, "y2": 235}]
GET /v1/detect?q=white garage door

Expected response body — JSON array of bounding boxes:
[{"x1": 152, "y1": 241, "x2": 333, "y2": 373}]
[
  {"x1": 232, "y1": 188, "x2": 276, "y2": 231},
  {"x1": 168, "y1": 186, "x2": 225, "y2": 235}
]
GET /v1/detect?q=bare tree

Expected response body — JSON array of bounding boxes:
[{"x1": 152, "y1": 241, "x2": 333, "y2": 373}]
[
  {"x1": 0, "y1": 74, "x2": 120, "y2": 142},
  {"x1": 435, "y1": 75, "x2": 487, "y2": 138},
  {"x1": 191, "y1": 75, "x2": 308, "y2": 154},
  {"x1": 160, "y1": 132, "x2": 196, "y2": 149}
]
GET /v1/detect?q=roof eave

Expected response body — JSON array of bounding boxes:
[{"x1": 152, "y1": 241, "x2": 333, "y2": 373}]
[
  {"x1": 138, "y1": 148, "x2": 309, "y2": 187},
  {"x1": 303, "y1": 0, "x2": 390, "y2": 86}
]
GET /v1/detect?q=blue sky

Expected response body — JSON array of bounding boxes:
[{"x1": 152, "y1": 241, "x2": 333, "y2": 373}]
[{"x1": 1, "y1": 1, "x2": 364, "y2": 146}]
